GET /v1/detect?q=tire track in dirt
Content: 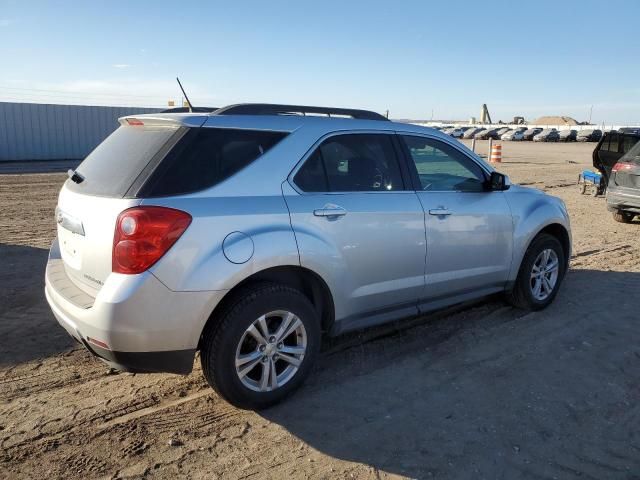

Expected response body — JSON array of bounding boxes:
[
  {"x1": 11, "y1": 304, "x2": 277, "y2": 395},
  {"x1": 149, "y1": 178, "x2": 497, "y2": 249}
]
[
  {"x1": 0, "y1": 346, "x2": 109, "y2": 401},
  {"x1": 0, "y1": 363, "x2": 104, "y2": 402},
  {"x1": 1, "y1": 385, "x2": 246, "y2": 479},
  {"x1": 0, "y1": 381, "x2": 196, "y2": 462},
  {"x1": 571, "y1": 243, "x2": 639, "y2": 270},
  {"x1": 97, "y1": 389, "x2": 214, "y2": 430}
]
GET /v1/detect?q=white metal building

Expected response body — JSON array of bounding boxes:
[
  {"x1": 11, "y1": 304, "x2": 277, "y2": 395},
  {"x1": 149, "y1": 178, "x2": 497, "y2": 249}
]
[{"x1": 0, "y1": 102, "x2": 163, "y2": 161}]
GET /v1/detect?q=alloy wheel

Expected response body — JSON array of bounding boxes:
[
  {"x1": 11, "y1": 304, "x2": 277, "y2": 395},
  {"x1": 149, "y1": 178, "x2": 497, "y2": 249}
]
[
  {"x1": 235, "y1": 310, "x2": 307, "y2": 392},
  {"x1": 530, "y1": 249, "x2": 559, "y2": 301}
]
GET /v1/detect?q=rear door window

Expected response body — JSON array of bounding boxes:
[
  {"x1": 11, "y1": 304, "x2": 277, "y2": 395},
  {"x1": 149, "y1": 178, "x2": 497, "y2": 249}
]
[
  {"x1": 294, "y1": 134, "x2": 405, "y2": 192},
  {"x1": 140, "y1": 128, "x2": 288, "y2": 197},
  {"x1": 67, "y1": 125, "x2": 181, "y2": 197},
  {"x1": 293, "y1": 150, "x2": 328, "y2": 192}
]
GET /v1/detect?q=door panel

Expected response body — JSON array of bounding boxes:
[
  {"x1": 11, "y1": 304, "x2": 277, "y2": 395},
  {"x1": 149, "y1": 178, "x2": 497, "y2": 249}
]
[
  {"x1": 399, "y1": 134, "x2": 513, "y2": 303},
  {"x1": 417, "y1": 191, "x2": 513, "y2": 299},
  {"x1": 285, "y1": 191, "x2": 426, "y2": 320},
  {"x1": 285, "y1": 132, "x2": 426, "y2": 324}
]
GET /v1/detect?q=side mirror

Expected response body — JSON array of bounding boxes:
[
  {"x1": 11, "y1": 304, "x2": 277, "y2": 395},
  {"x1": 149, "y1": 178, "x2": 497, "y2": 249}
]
[{"x1": 487, "y1": 171, "x2": 510, "y2": 191}]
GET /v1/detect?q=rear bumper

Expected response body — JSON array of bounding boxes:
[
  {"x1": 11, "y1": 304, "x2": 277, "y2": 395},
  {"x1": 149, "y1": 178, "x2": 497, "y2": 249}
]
[
  {"x1": 45, "y1": 238, "x2": 225, "y2": 374},
  {"x1": 45, "y1": 286, "x2": 196, "y2": 373},
  {"x1": 606, "y1": 188, "x2": 640, "y2": 213}
]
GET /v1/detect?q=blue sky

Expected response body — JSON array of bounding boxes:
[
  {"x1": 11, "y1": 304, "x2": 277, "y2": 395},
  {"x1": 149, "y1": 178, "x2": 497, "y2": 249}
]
[{"x1": 1, "y1": 0, "x2": 639, "y2": 124}]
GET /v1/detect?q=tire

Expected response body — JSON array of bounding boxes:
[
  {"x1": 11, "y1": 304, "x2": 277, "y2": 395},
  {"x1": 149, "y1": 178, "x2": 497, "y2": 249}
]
[
  {"x1": 506, "y1": 233, "x2": 566, "y2": 311},
  {"x1": 613, "y1": 211, "x2": 635, "y2": 223},
  {"x1": 200, "y1": 283, "x2": 321, "y2": 409}
]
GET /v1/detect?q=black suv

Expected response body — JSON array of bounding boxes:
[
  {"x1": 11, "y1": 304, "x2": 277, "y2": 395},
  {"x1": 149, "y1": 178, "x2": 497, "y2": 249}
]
[
  {"x1": 606, "y1": 139, "x2": 640, "y2": 223},
  {"x1": 593, "y1": 130, "x2": 640, "y2": 192}
]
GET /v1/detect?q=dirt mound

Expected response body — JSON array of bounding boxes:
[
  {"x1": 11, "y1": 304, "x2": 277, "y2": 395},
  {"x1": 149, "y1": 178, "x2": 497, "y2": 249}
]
[{"x1": 532, "y1": 115, "x2": 579, "y2": 125}]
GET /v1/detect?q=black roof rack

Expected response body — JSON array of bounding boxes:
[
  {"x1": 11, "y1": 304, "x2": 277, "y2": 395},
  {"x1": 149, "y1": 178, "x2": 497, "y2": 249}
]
[
  {"x1": 160, "y1": 106, "x2": 219, "y2": 113},
  {"x1": 213, "y1": 103, "x2": 389, "y2": 121}
]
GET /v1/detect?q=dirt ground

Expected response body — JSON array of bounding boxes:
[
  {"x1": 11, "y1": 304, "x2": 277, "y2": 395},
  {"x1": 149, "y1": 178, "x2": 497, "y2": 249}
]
[{"x1": 1, "y1": 141, "x2": 639, "y2": 479}]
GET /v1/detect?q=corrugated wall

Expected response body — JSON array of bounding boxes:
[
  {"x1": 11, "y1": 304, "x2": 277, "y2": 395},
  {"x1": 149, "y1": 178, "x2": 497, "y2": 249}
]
[{"x1": 0, "y1": 102, "x2": 163, "y2": 161}]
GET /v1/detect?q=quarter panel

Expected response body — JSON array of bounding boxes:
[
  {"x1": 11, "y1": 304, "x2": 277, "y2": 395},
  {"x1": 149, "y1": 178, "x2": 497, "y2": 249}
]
[{"x1": 146, "y1": 195, "x2": 300, "y2": 292}]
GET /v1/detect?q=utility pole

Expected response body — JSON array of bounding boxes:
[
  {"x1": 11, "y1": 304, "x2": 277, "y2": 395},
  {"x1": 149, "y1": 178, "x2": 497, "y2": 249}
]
[{"x1": 588, "y1": 105, "x2": 593, "y2": 124}]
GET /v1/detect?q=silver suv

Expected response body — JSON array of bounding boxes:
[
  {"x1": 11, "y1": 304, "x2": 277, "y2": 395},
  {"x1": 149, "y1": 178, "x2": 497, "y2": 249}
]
[{"x1": 45, "y1": 104, "x2": 571, "y2": 409}]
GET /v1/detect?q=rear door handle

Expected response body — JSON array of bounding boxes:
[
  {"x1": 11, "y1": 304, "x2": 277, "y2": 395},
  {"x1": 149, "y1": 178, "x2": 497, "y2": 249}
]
[
  {"x1": 313, "y1": 205, "x2": 347, "y2": 217},
  {"x1": 428, "y1": 208, "x2": 453, "y2": 216}
]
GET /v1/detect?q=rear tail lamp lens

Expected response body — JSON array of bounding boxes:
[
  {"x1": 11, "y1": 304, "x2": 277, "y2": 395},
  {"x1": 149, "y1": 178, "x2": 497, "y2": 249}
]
[
  {"x1": 612, "y1": 162, "x2": 633, "y2": 172},
  {"x1": 113, "y1": 206, "x2": 191, "y2": 274}
]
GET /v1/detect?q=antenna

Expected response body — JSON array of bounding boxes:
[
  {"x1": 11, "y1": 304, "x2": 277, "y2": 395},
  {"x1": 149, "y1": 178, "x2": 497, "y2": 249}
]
[{"x1": 176, "y1": 77, "x2": 193, "y2": 113}]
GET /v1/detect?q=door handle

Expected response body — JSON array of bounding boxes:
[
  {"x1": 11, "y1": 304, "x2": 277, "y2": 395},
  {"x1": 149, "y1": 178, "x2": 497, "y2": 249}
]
[
  {"x1": 428, "y1": 208, "x2": 453, "y2": 216},
  {"x1": 313, "y1": 205, "x2": 347, "y2": 217}
]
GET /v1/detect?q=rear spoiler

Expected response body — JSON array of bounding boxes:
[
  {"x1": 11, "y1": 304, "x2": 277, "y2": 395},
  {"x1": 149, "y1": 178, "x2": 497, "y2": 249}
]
[{"x1": 118, "y1": 113, "x2": 208, "y2": 128}]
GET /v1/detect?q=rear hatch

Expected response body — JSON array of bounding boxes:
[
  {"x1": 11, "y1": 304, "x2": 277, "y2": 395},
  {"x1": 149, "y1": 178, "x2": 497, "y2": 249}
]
[
  {"x1": 55, "y1": 115, "x2": 289, "y2": 296},
  {"x1": 56, "y1": 118, "x2": 189, "y2": 295},
  {"x1": 595, "y1": 132, "x2": 640, "y2": 182},
  {"x1": 611, "y1": 142, "x2": 640, "y2": 191}
]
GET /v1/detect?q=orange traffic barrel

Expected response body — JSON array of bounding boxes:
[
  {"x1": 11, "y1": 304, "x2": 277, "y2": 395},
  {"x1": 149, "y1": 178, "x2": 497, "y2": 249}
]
[{"x1": 490, "y1": 144, "x2": 502, "y2": 163}]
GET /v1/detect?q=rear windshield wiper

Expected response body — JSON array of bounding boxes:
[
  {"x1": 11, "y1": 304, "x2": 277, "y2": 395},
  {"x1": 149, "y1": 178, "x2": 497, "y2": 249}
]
[{"x1": 67, "y1": 169, "x2": 85, "y2": 184}]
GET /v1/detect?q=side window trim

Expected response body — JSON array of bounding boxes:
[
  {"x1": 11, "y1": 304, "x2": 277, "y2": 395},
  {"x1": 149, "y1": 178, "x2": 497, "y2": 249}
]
[
  {"x1": 289, "y1": 130, "x2": 412, "y2": 194},
  {"x1": 396, "y1": 133, "x2": 491, "y2": 193},
  {"x1": 393, "y1": 133, "x2": 425, "y2": 192},
  {"x1": 390, "y1": 134, "x2": 417, "y2": 192}
]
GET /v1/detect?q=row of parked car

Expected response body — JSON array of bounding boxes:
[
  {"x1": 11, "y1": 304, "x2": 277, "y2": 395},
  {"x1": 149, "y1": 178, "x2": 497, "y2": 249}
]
[{"x1": 434, "y1": 126, "x2": 604, "y2": 142}]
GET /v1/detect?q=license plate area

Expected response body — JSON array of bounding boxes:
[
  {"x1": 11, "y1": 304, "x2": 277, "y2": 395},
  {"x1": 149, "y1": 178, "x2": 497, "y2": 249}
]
[{"x1": 58, "y1": 227, "x2": 83, "y2": 270}]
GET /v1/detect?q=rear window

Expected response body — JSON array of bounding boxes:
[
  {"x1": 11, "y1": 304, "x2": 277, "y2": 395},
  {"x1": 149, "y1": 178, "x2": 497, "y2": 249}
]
[
  {"x1": 621, "y1": 140, "x2": 640, "y2": 164},
  {"x1": 67, "y1": 125, "x2": 180, "y2": 197},
  {"x1": 622, "y1": 134, "x2": 639, "y2": 154},
  {"x1": 139, "y1": 128, "x2": 287, "y2": 197}
]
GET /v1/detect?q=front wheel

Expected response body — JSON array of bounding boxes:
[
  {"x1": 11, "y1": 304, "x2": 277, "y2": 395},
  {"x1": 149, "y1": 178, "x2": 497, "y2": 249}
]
[
  {"x1": 507, "y1": 233, "x2": 566, "y2": 310},
  {"x1": 200, "y1": 283, "x2": 321, "y2": 409}
]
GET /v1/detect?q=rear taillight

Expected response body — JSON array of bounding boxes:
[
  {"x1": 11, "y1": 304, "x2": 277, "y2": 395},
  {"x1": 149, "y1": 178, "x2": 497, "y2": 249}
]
[
  {"x1": 113, "y1": 206, "x2": 191, "y2": 274},
  {"x1": 612, "y1": 162, "x2": 633, "y2": 172}
]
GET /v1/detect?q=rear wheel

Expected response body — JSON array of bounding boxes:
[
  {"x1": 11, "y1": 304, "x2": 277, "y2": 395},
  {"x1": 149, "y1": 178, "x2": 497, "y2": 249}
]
[
  {"x1": 507, "y1": 233, "x2": 566, "y2": 311},
  {"x1": 613, "y1": 210, "x2": 635, "y2": 223},
  {"x1": 200, "y1": 283, "x2": 320, "y2": 409}
]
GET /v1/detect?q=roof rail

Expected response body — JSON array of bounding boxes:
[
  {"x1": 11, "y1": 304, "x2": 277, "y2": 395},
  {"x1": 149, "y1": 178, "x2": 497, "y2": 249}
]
[
  {"x1": 160, "y1": 106, "x2": 219, "y2": 113},
  {"x1": 213, "y1": 103, "x2": 389, "y2": 121}
]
